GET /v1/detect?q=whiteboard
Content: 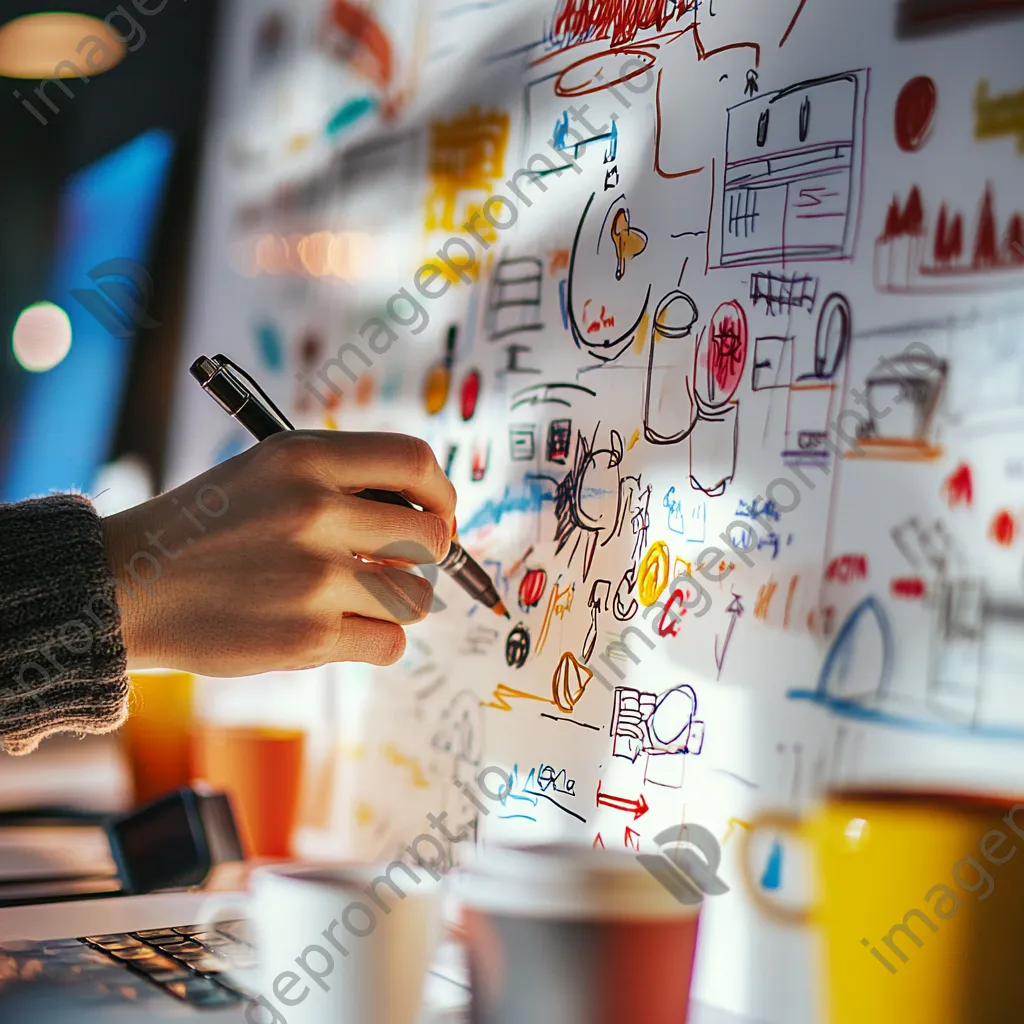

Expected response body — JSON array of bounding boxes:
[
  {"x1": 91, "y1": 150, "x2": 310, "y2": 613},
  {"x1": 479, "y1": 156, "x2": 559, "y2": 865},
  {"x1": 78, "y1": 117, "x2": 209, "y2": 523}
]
[{"x1": 167, "y1": 1, "x2": 1024, "y2": 1020}]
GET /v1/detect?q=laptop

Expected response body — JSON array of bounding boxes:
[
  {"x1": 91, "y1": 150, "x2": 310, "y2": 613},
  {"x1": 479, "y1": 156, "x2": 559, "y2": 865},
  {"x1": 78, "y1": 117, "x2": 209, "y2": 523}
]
[{"x1": 0, "y1": 889, "x2": 470, "y2": 1022}]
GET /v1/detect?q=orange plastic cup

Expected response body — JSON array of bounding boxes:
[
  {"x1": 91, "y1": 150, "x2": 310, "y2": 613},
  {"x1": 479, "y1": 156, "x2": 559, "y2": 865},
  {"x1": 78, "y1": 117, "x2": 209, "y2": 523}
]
[{"x1": 191, "y1": 725, "x2": 306, "y2": 859}]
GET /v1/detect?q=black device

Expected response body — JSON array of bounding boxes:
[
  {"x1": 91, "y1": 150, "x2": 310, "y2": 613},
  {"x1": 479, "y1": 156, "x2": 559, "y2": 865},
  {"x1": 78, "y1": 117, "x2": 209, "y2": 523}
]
[{"x1": 105, "y1": 787, "x2": 244, "y2": 895}]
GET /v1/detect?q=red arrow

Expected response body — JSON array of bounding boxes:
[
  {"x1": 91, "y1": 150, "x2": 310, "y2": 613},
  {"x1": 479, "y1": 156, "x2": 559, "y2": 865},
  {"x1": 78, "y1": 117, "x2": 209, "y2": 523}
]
[
  {"x1": 624, "y1": 826, "x2": 641, "y2": 850},
  {"x1": 596, "y1": 782, "x2": 649, "y2": 820}
]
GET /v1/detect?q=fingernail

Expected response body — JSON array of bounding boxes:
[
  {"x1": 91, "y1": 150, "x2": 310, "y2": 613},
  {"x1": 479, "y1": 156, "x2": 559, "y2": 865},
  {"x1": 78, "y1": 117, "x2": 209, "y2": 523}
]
[{"x1": 451, "y1": 516, "x2": 458, "y2": 538}]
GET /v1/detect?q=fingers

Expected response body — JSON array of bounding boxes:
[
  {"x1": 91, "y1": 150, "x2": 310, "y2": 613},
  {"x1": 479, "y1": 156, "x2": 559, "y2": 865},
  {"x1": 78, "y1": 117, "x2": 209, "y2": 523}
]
[
  {"x1": 324, "y1": 615, "x2": 407, "y2": 666},
  {"x1": 311, "y1": 494, "x2": 451, "y2": 564},
  {"x1": 266, "y1": 431, "x2": 457, "y2": 527},
  {"x1": 339, "y1": 561, "x2": 436, "y2": 625}
]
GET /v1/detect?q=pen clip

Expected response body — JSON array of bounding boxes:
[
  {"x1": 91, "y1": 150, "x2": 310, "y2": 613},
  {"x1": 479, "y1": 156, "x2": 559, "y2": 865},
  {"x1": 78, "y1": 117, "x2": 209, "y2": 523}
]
[{"x1": 212, "y1": 354, "x2": 295, "y2": 431}]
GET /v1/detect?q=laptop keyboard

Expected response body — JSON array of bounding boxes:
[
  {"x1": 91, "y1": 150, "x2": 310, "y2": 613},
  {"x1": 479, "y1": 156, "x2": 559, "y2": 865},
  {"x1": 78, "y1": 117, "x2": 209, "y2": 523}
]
[{"x1": 0, "y1": 921, "x2": 254, "y2": 1010}]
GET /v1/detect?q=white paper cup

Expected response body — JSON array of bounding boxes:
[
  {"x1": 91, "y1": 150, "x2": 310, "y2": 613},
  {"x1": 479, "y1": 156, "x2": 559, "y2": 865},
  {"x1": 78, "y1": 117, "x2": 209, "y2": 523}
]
[{"x1": 201, "y1": 861, "x2": 443, "y2": 1024}]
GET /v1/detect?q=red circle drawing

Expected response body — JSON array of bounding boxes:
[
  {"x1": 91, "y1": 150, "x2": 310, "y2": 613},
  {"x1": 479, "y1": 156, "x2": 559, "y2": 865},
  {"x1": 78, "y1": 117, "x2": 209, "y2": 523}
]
[
  {"x1": 460, "y1": 369, "x2": 480, "y2": 421},
  {"x1": 519, "y1": 568, "x2": 547, "y2": 610},
  {"x1": 703, "y1": 301, "x2": 748, "y2": 405},
  {"x1": 895, "y1": 77, "x2": 937, "y2": 152}
]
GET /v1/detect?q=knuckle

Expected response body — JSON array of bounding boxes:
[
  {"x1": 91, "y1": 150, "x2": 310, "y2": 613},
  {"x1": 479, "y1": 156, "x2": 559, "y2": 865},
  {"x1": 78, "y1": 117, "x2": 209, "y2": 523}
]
[
  {"x1": 404, "y1": 573, "x2": 434, "y2": 622},
  {"x1": 293, "y1": 487, "x2": 333, "y2": 530},
  {"x1": 420, "y1": 514, "x2": 451, "y2": 562},
  {"x1": 296, "y1": 615, "x2": 337, "y2": 663},
  {"x1": 259, "y1": 431, "x2": 320, "y2": 475},
  {"x1": 365, "y1": 567, "x2": 433, "y2": 623},
  {"x1": 293, "y1": 554, "x2": 334, "y2": 602},
  {"x1": 404, "y1": 435, "x2": 438, "y2": 481}
]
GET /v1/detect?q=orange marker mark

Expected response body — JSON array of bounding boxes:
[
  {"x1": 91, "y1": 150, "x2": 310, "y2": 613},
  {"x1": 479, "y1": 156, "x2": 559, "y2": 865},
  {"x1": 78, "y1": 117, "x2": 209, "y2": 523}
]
[
  {"x1": 481, "y1": 683, "x2": 552, "y2": 712},
  {"x1": 536, "y1": 577, "x2": 574, "y2": 654},
  {"x1": 784, "y1": 575, "x2": 799, "y2": 629},
  {"x1": 548, "y1": 248, "x2": 570, "y2": 275},
  {"x1": 551, "y1": 651, "x2": 594, "y2": 713},
  {"x1": 755, "y1": 581, "x2": 777, "y2": 621}
]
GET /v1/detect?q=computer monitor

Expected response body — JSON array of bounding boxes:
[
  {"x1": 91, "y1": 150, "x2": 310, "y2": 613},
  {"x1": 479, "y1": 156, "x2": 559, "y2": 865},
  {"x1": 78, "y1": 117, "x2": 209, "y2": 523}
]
[{"x1": 2, "y1": 129, "x2": 175, "y2": 501}]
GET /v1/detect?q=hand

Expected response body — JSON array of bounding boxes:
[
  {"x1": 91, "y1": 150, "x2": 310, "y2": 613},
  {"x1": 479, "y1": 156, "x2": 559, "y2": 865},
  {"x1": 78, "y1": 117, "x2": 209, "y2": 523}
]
[{"x1": 101, "y1": 431, "x2": 456, "y2": 675}]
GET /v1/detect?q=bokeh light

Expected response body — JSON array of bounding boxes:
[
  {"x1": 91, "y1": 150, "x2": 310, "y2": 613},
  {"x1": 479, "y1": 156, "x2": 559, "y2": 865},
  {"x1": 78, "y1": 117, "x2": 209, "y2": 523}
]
[
  {"x1": 0, "y1": 13, "x2": 126, "y2": 79},
  {"x1": 12, "y1": 301, "x2": 73, "y2": 372}
]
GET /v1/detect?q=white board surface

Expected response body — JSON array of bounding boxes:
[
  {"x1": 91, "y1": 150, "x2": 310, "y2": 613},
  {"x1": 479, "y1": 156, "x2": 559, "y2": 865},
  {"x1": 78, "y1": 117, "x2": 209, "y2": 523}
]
[{"x1": 167, "y1": 2, "x2": 1024, "y2": 1020}]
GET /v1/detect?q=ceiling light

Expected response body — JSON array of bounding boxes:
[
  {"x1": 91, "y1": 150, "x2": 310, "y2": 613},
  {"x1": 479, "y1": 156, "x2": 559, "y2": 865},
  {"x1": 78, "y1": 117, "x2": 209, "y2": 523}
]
[{"x1": 0, "y1": 13, "x2": 126, "y2": 79}]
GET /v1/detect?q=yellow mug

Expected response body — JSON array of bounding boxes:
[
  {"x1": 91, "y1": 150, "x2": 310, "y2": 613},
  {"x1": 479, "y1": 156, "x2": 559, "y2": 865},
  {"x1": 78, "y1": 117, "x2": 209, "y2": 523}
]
[{"x1": 740, "y1": 789, "x2": 1024, "y2": 1023}]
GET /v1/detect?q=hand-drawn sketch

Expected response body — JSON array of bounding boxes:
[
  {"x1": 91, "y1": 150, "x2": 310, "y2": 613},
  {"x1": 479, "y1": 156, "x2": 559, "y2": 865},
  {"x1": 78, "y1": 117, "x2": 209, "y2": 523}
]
[
  {"x1": 499, "y1": 763, "x2": 585, "y2": 823},
  {"x1": 426, "y1": 105, "x2": 510, "y2": 231},
  {"x1": 488, "y1": 255, "x2": 544, "y2": 339},
  {"x1": 750, "y1": 271, "x2": 818, "y2": 315},
  {"x1": 752, "y1": 291, "x2": 851, "y2": 464},
  {"x1": 849, "y1": 348, "x2": 948, "y2": 462},
  {"x1": 718, "y1": 71, "x2": 867, "y2": 267},
  {"x1": 505, "y1": 623, "x2": 532, "y2": 668},
  {"x1": 611, "y1": 684, "x2": 705, "y2": 789},
  {"x1": 644, "y1": 290, "x2": 700, "y2": 444},
  {"x1": 179, "y1": 4, "x2": 1024, "y2": 1020},
  {"x1": 432, "y1": 689, "x2": 484, "y2": 774},
  {"x1": 875, "y1": 183, "x2": 1024, "y2": 293},
  {"x1": 518, "y1": 566, "x2": 548, "y2": 611},
  {"x1": 568, "y1": 192, "x2": 652, "y2": 362},
  {"x1": 509, "y1": 423, "x2": 537, "y2": 461},
  {"x1": 689, "y1": 300, "x2": 748, "y2": 495},
  {"x1": 552, "y1": 424, "x2": 634, "y2": 581},
  {"x1": 895, "y1": 75, "x2": 937, "y2": 152},
  {"x1": 547, "y1": 418, "x2": 572, "y2": 463}
]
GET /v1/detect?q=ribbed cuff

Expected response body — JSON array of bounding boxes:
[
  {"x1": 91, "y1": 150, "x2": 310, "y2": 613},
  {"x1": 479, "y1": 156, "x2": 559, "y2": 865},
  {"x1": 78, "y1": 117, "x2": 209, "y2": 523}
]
[{"x1": 0, "y1": 494, "x2": 130, "y2": 755}]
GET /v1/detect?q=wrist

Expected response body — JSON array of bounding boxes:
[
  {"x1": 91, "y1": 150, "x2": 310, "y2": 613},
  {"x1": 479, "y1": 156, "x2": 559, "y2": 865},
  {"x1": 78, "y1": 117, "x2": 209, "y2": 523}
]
[{"x1": 102, "y1": 510, "x2": 159, "y2": 669}]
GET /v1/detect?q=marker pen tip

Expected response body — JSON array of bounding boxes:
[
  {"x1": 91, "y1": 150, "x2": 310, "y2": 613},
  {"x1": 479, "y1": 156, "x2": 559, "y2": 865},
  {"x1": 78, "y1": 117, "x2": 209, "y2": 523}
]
[{"x1": 493, "y1": 599, "x2": 510, "y2": 619}]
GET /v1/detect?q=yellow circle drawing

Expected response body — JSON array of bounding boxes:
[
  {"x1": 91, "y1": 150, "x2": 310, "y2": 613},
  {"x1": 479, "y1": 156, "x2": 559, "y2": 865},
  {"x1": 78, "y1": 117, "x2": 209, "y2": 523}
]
[{"x1": 638, "y1": 540, "x2": 670, "y2": 607}]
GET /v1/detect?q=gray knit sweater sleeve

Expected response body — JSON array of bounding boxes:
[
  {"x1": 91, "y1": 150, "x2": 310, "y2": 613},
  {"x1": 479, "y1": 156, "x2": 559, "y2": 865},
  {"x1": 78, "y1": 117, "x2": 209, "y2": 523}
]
[{"x1": 0, "y1": 495, "x2": 130, "y2": 755}]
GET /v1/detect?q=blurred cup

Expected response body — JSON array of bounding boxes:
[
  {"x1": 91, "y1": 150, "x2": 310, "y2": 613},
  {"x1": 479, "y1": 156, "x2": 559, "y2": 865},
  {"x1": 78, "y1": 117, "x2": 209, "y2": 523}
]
[
  {"x1": 200, "y1": 861, "x2": 443, "y2": 1024},
  {"x1": 740, "y1": 788, "x2": 1024, "y2": 1023},
  {"x1": 123, "y1": 669, "x2": 195, "y2": 804},
  {"x1": 455, "y1": 843, "x2": 703, "y2": 1024},
  {"x1": 191, "y1": 725, "x2": 305, "y2": 858}
]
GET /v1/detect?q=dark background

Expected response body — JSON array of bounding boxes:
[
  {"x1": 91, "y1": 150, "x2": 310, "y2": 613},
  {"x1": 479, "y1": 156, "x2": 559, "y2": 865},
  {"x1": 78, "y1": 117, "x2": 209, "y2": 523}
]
[{"x1": 0, "y1": 0, "x2": 222, "y2": 488}]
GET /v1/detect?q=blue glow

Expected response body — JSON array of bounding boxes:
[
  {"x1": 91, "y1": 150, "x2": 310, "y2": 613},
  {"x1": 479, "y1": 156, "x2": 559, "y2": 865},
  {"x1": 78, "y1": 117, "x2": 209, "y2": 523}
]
[{"x1": 3, "y1": 130, "x2": 175, "y2": 500}]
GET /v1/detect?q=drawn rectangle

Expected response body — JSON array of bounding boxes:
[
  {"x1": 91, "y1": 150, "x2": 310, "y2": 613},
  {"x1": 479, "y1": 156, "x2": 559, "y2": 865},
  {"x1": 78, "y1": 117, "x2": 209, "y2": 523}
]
[
  {"x1": 751, "y1": 336, "x2": 793, "y2": 391},
  {"x1": 720, "y1": 72, "x2": 866, "y2": 267},
  {"x1": 547, "y1": 418, "x2": 572, "y2": 463},
  {"x1": 509, "y1": 424, "x2": 536, "y2": 461}
]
